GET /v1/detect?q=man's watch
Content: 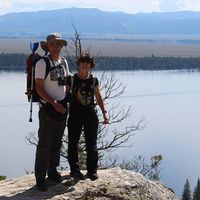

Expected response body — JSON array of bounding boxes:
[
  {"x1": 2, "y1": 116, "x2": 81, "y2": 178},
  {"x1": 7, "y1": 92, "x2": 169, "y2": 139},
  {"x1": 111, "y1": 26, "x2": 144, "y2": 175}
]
[{"x1": 102, "y1": 110, "x2": 107, "y2": 114}]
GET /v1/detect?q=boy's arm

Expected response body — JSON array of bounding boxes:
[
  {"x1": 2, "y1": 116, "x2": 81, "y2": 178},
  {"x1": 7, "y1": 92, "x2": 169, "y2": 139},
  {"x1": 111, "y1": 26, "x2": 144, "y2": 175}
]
[{"x1": 94, "y1": 86, "x2": 109, "y2": 124}]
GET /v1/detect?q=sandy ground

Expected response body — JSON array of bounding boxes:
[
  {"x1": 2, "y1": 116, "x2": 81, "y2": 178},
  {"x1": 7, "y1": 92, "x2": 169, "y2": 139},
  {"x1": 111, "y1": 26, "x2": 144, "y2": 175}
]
[{"x1": 1, "y1": 38, "x2": 200, "y2": 57}]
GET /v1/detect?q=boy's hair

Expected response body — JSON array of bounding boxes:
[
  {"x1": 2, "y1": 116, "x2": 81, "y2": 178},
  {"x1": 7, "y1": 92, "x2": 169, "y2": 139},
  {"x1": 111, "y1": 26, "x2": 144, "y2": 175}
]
[{"x1": 77, "y1": 52, "x2": 96, "y2": 68}]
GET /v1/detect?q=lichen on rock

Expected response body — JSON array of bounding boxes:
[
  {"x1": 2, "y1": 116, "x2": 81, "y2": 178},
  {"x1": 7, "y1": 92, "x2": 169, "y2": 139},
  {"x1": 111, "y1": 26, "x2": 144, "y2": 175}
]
[{"x1": 0, "y1": 168, "x2": 179, "y2": 200}]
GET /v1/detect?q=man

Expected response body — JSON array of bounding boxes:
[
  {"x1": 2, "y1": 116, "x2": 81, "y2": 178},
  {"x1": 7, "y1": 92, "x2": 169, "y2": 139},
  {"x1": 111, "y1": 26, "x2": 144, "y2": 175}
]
[{"x1": 34, "y1": 33, "x2": 69, "y2": 191}]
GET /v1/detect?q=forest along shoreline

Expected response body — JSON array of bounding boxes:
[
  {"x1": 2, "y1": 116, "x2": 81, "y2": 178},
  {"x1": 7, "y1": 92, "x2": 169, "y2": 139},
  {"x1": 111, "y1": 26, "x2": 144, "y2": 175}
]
[{"x1": 1, "y1": 53, "x2": 200, "y2": 71}]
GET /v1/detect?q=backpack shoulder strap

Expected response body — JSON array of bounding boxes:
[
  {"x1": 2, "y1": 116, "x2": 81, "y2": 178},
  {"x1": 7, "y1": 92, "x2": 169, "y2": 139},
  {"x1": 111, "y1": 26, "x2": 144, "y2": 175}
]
[
  {"x1": 60, "y1": 56, "x2": 66, "y2": 69},
  {"x1": 91, "y1": 74, "x2": 97, "y2": 89},
  {"x1": 42, "y1": 56, "x2": 51, "y2": 79},
  {"x1": 61, "y1": 56, "x2": 70, "y2": 75},
  {"x1": 70, "y1": 75, "x2": 74, "y2": 93},
  {"x1": 60, "y1": 56, "x2": 65, "y2": 65}
]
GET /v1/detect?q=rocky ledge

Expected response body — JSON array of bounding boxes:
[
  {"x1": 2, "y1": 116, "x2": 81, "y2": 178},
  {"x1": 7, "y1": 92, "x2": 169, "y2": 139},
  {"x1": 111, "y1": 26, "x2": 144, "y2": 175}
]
[{"x1": 0, "y1": 168, "x2": 179, "y2": 200}]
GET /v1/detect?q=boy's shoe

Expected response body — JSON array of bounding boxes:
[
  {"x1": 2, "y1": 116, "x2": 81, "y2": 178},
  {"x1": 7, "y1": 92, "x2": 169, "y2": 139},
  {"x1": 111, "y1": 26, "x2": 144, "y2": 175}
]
[
  {"x1": 36, "y1": 178, "x2": 47, "y2": 192},
  {"x1": 70, "y1": 171, "x2": 84, "y2": 180},
  {"x1": 86, "y1": 172, "x2": 99, "y2": 181},
  {"x1": 48, "y1": 169, "x2": 63, "y2": 183}
]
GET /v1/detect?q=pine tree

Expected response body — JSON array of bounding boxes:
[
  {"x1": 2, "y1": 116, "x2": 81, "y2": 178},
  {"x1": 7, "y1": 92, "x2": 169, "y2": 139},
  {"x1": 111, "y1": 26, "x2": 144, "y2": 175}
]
[
  {"x1": 182, "y1": 179, "x2": 192, "y2": 200},
  {"x1": 193, "y1": 178, "x2": 200, "y2": 200}
]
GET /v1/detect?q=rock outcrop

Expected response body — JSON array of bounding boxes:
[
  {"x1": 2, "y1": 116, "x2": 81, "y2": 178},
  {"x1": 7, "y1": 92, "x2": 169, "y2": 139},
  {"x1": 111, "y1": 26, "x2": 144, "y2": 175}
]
[{"x1": 0, "y1": 168, "x2": 179, "y2": 200}]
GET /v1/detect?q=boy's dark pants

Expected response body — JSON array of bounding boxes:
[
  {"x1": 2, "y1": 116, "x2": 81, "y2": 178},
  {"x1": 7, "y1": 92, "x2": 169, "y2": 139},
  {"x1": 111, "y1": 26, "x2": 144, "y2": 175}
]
[
  {"x1": 35, "y1": 109, "x2": 66, "y2": 180},
  {"x1": 67, "y1": 108, "x2": 99, "y2": 174}
]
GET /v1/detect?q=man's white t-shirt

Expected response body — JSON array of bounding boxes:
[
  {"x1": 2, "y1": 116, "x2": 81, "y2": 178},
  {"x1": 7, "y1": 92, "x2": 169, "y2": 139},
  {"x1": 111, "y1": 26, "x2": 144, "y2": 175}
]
[{"x1": 35, "y1": 56, "x2": 69, "y2": 101}]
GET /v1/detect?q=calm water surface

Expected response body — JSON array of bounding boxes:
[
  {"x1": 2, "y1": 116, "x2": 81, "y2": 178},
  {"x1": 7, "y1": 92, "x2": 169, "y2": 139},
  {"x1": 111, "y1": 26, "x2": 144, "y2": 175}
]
[{"x1": 0, "y1": 70, "x2": 200, "y2": 197}]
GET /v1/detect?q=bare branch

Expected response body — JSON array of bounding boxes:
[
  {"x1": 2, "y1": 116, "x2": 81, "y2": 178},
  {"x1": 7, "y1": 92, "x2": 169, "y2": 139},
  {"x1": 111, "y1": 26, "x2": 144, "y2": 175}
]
[
  {"x1": 72, "y1": 23, "x2": 82, "y2": 58},
  {"x1": 25, "y1": 132, "x2": 37, "y2": 146}
]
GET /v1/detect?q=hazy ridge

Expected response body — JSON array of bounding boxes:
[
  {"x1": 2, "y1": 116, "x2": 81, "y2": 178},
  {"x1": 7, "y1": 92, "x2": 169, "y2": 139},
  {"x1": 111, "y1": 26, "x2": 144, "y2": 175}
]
[{"x1": 1, "y1": 8, "x2": 200, "y2": 38}]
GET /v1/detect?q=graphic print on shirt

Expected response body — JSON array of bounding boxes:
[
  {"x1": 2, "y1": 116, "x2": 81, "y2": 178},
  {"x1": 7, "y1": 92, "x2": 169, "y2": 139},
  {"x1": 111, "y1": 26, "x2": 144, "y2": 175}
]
[
  {"x1": 75, "y1": 82, "x2": 94, "y2": 106},
  {"x1": 50, "y1": 65, "x2": 65, "y2": 81}
]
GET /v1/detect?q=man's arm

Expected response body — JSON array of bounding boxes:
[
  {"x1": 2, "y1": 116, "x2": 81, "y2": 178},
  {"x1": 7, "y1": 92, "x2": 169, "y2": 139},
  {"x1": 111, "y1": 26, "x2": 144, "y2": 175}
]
[{"x1": 35, "y1": 78, "x2": 65, "y2": 114}]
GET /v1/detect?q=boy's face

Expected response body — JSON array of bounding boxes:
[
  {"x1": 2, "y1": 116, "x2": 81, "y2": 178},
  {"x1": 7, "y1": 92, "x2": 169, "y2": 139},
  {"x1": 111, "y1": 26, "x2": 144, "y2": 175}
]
[{"x1": 79, "y1": 62, "x2": 91, "y2": 72}]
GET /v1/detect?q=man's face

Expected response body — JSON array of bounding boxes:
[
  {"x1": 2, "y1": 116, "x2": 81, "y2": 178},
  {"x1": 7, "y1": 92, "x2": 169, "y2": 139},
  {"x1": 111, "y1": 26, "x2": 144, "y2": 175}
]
[{"x1": 47, "y1": 40, "x2": 64, "y2": 55}]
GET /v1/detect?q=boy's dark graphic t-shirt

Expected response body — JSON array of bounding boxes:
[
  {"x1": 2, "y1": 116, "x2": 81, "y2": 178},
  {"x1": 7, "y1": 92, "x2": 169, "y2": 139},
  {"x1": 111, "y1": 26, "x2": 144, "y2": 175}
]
[{"x1": 67, "y1": 74, "x2": 98, "y2": 109}]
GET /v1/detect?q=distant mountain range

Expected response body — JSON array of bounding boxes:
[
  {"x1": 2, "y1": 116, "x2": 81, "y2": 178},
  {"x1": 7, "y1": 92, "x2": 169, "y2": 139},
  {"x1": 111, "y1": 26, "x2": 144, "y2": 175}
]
[{"x1": 1, "y1": 8, "x2": 200, "y2": 38}]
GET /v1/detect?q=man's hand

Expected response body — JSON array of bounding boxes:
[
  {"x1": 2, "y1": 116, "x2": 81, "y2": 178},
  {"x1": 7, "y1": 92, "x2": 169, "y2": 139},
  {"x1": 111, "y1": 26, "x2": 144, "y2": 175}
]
[
  {"x1": 52, "y1": 101, "x2": 65, "y2": 114},
  {"x1": 35, "y1": 79, "x2": 66, "y2": 114}
]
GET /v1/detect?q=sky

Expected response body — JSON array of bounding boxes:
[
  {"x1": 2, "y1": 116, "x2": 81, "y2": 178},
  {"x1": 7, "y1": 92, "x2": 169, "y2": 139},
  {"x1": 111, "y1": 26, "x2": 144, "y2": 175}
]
[{"x1": 0, "y1": 0, "x2": 200, "y2": 15}]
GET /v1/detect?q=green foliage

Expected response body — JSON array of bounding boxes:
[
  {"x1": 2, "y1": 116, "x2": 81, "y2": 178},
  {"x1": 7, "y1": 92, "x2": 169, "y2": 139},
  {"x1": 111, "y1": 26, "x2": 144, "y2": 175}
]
[
  {"x1": 98, "y1": 154, "x2": 163, "y2": 181},
  {"x1": 0, "y1": 175, "x2": 6, "y2": 181},
  {"x1": 147, "y1": 155, "x2": 163, "y2": 181},
  {"x1": 0, "y1": 53, "x2": 27, "y2": 70},
  {"x1": 182, "y1": 179, "x2": 192, "y2": 200},
  {"x1": 2, "y1": 53, "x2": 200, "y2": 71},
  {"x1": 193, "y1": 178, "x2": 200, "y2": 200},
  {"x1": 95, "y1": 56, "x2": 200, "y2": 71}
]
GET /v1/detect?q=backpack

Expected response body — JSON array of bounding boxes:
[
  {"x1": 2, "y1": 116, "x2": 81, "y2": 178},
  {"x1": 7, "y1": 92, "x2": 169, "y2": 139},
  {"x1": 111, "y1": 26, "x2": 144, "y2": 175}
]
[{"x1": 25, "y1": 53, "x2": 51, "y2": 102}]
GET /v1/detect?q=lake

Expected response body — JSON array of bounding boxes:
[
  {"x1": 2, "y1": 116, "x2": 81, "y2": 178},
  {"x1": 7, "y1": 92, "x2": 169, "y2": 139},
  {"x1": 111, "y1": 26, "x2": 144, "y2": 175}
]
[{"x1": 0, "y1": 70, "x2": 200, "y2": 197}]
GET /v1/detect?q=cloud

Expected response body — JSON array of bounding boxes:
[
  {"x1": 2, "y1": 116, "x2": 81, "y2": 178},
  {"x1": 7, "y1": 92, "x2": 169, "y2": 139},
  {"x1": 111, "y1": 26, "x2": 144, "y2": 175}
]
[
  {"x1": 159, "y1": 0, "x2": 200, "y2": 11},
  {"x1": 66, "y1": 0, "x2": 161, "y2": 13},
  {"x1": 159, "y1": 0, "x2": 181, "y2": 11},
  {"x1": 15, "y1": 0, "x2": 67, "y2": 4},
  {"x1": 0, "y1": 0, "x2": 12, "y2": 9},
  {"x1": 2, "y1": 0, "x2": 161, "y2": 14},
  {"x1": 1, "y1": 0, "x2": 200, "y2": 15},
  {"x1": 182, "y1": 0, "x2": 200, "y2": 11},
  {"x1": 0, "y1": 0, "x2": 12, "y2": 15}
]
